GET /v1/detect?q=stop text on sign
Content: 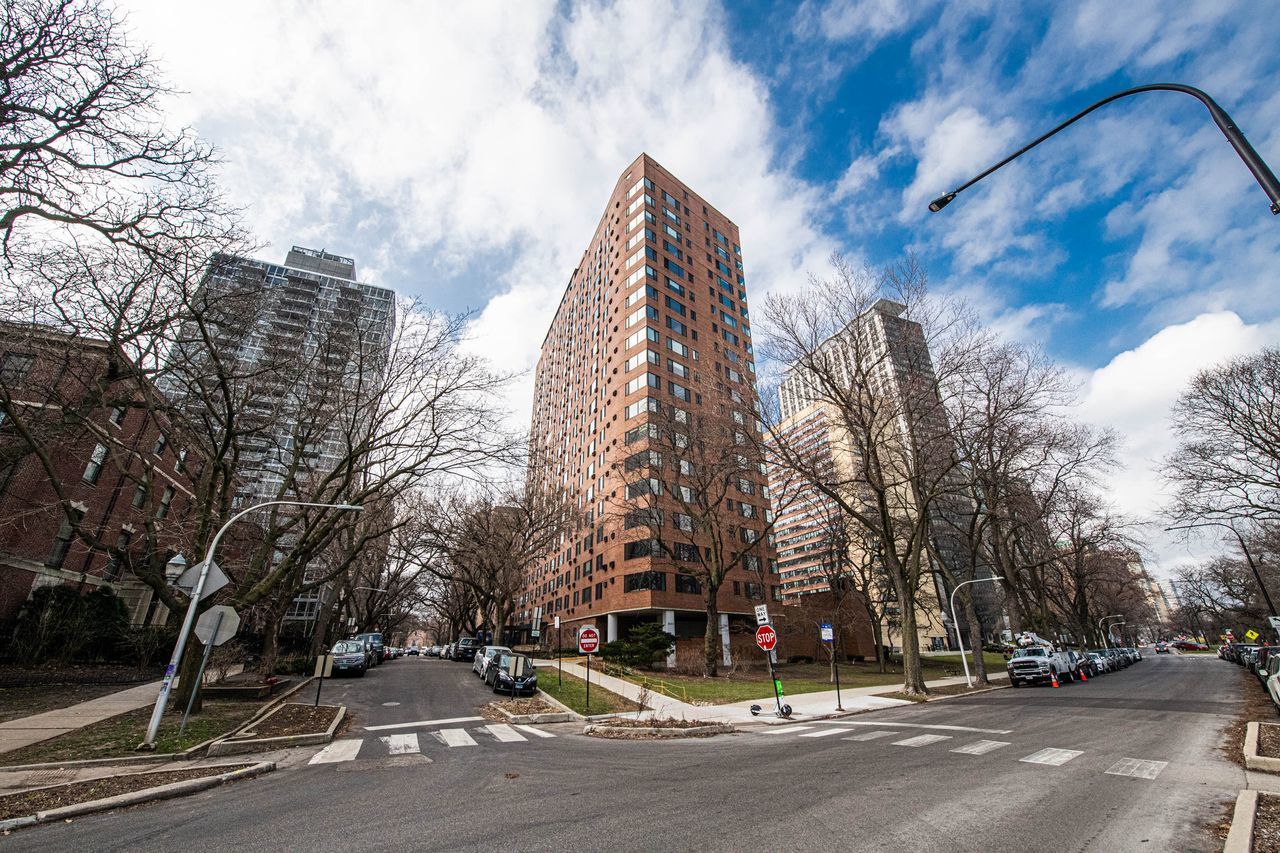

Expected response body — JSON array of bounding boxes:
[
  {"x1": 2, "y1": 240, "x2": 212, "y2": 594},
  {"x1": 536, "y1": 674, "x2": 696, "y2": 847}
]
[{"x1": 755, "y1": 625, "x2": 777, "y2": 651}]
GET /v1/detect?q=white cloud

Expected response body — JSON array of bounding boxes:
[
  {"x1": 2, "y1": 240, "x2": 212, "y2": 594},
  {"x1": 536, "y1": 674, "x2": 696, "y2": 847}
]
[
  {"x1": 1076, "y1": 311, "x2": 1280, "y2": 572},
  {"x1": 120, "y1": 0, "x2": 842, "y2": 431}
]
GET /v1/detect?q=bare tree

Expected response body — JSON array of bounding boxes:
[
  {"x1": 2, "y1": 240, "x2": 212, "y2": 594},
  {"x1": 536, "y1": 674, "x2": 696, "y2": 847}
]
[
  {"x1": 761, "y1": 255, "x2": 973, "y2": 696},
  {"x1": 1165, "y1": 347, "x2": 1280, "y2": 525}
]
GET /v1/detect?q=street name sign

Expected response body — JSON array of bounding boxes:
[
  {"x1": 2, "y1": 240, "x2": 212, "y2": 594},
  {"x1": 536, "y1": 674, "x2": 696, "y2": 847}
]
[
  {"x1": 193, "y1": 605, "x2": 239, "y2": 646},
  {"x1": 754, "y1": 604, "x2": 770, "y2": 626},
  {"x1": 820, "y1": 623, "x2": 834, "y2": 642},
  {"x1": 755, "y1": 624, "x2": 777, "y2": 652},
  {"x1": 578, "y1": 625, "x2": 600, "y2": 654},
  {"x1": 1269, "y1": 617, "x2": 1280, "y2": 631}
]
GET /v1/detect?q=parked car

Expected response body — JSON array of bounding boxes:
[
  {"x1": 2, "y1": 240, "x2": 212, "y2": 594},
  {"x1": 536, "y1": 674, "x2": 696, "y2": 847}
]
[
  {"x1": 450, "y1": 637, "x2": 480, "y2": 662},
  {"x1": 1264, "y1": 654, "x2": 1280, "y2": 708},
  {"x1": 407, "y1": 647, "x2": 419, "y2": 656},
  {"x1": 349, "y1": 635, "x2": 376, "y2": 669},
  {"x1": 473, "y1": 645, "x2": 512, "y2": 678},
  {"x1": 1086, "y1": 652, "x2": 1110, "y2": 674},
  {"x1": 1006, "y1": 645, "x2": 1075, "y2": 686},
  {"x1": 485, "y1": 653, "x2": 538, "y2": 695},
  {"x1": 330, "y1": 640, "x2": 368, "y2": 677},
  {"x1": 1070, "y1": 650, "x2": 1099, "y2": 678},
  {"x1": 354, "y1": 632, "x2": 384, "y2": 666},
  {"x1": 1174, "y1": 640, "x2": 1210, "y2": 651}
]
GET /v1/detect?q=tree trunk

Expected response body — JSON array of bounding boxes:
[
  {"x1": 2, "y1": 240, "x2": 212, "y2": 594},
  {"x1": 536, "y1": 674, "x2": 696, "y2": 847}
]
[
  {"x1": 257, "y1": 604, "x2": 284, "y2": 678},
  {"x1": 899, "y1": 604, "x2": 928, "y2": 695},
  {"x1": 173, "y1": 637, "x2": 206, "y2": 714},
  {"x1": 310, "y1": 591, "x2": 341, "y2": 657},
  {"x1": 703, "y1": 594, "x2": 720, "y2": 677},
  {"x1": 964, "y1": 594, "x2": 988, "y2": 684}
]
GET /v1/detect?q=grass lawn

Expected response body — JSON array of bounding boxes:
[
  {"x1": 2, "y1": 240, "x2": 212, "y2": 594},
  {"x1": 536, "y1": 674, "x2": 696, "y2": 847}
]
[
  {"x1": 0, "y1": 700, "x2": 263, "y2": 767},
  {"x1": 537, "y1": 670, "x2": 633, "y2": 716},
  {"x1": 615, "y1": 654, "x2": 1006, "y2": 706}
]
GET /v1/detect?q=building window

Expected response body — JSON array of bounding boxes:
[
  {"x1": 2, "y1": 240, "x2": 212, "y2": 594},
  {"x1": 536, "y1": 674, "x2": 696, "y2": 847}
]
[
  {"x1": 624, "y1": 508, "x2": 662, "y2": 530},
  {"x1": 0, "y1": 352, "x2": 34, "y2": 385},
  {"x1": 131, "y1": 484, "x2": 147, "y2": 509},
  {"x1": 673, "y1": 542, "x2": 699, "y2": 562},
  {"x1": 104, "y1": 529, "x2": 132, "y2": 581},
  {"x1": 46, "y1": 508, "x2": 85, "y2": 569},
  {"x1": 156, "y1": 485, "x2": 176, "y2": 519},
  {"x1": 624, "y1": 571, "x2": 667, "y2": 592},
  {"x1": 109, "y1": 406, "x2": 126, "y2": 427},
  {"x1": 624, "y1": 538, "x2": 661, "y2": 559},
  {"x1": 675, "y1": 574, "x2": 702, "y2": 594},
  {"x1": 744, "y1": 583, "x2": 763, "y2": 599},
  {"x1": 83, "y1": 443, "x2": 108, "y2": 484},
  {"x1": 152, "y1": 433, "x2": 168, "y2": 457},
  {"x1": 625, "y1": 478, "x2": 663, "y2": 499}
]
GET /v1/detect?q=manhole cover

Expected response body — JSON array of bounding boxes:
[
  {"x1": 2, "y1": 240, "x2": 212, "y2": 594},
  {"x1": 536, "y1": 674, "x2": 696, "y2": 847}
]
[{"x1": 381, "y1": 702, "x2": 400, "y2": 707}]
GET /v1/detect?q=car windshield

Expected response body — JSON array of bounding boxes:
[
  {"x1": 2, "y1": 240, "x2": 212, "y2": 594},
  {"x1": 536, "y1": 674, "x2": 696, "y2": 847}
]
[
  {"x1": 333, "y1": 642, "x2": 360, "y2": 653},
  {"x1": 1012, "y1": 648, "x2": 1046, "y2": 658}
]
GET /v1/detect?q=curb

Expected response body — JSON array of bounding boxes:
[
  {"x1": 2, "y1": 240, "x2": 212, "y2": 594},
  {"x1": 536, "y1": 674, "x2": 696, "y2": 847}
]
[
  {"x1": 1224, "y1": 789, "x2": 1258, "y2": 853},
  {"x1": 0, "y1": 761, "x2": 276, "y2": 833},
  {"x1": 583, "y1": 722, "x2": 734, "y2": 739},
  {"x1": 206, "y1": 705, "x2": 345, "y2": 757},
  {"x1": 1244, "y1": 721, "x2": 1280, "y2": 773},
  {"x1": 492, "y1": 706, "x2": 575, "y2": 725},
  {"x1": 873, "y1": 683, "x2": 1012, "y2": 705}
]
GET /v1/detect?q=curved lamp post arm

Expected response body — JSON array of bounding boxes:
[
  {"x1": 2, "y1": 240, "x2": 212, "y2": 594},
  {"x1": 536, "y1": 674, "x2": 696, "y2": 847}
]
[
  {"x1": 949, "y1": 576, "x2": 1003, "y2": 689},
  {"x1": 929, "y1": 83, "x2": 1280, "y2": 215},
  {"x1": 139, "y1": 500, "x2": 363, "y2": 749}
]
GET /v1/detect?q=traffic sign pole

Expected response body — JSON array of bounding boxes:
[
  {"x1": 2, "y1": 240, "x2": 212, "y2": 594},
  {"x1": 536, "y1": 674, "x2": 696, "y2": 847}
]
[{"x1": 178, "y1": 610, "x2": 222, "y2": 736}]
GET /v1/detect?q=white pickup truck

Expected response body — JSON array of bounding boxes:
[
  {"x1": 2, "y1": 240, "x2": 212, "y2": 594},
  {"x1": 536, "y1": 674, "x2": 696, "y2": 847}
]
[{"x1": 1006, "y1": 633, "x2": 1077, "y2": 686}]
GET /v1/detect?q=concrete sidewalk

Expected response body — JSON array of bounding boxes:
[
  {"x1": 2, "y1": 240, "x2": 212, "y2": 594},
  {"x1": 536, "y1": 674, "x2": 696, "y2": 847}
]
[
  {"x1": 535, "y1": 659, "x2": 1008, "y2": 725},
  {"x1": 0, "y1": 681, "x2": 163, "y2": 756},
  {"x1": 0, "y1": 664, "x2": 246, "y2": 756}
]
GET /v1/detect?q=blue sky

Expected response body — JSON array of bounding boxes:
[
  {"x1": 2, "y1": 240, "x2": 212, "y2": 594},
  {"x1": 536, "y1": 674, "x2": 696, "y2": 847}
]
[{"x1": 122, "y1": 0, "x2": 1280, "y2": 571}]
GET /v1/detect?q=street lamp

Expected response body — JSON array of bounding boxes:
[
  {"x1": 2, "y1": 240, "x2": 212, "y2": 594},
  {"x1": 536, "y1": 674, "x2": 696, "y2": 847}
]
[
  {"x1": 1098, "y1": 614, "x2": 1125, "y2": 648},
  {"x1": 139, "y1": 499, "x2": 363, "y2": 749},
  {"x1": 1166, "y1": 521, "x2": 1277, "y2": 618},
  {"x1": 928, "y1": 84, "x2": 1280, "y2": 216},
  {"x1": 949, "y1": 576, "x2": 1003, "y2": 688},
  {"x1": 164, "y1": 554, "x2": 187, "y2": 583}
]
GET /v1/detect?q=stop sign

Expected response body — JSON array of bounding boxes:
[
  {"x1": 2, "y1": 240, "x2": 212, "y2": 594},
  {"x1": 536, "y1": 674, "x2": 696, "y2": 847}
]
[
  {"x1": 755, "y1": 624, "x2": 777, "y2": 651},
  {"x1": 578, "y1": 625, "x2": 600, "y2": 654}
]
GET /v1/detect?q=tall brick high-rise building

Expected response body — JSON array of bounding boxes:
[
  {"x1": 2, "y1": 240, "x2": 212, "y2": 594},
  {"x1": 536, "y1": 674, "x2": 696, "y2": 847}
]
[{"x1": 520, "y1": 154, "x2": 778, "y2": 669}]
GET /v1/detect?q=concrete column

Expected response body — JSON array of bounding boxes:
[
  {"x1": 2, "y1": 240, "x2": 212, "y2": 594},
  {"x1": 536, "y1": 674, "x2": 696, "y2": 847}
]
[
  {"x1": 607, "y1": 613, "x2": 619, "y2": 643},
  {"x1": 720, "y1": 613, "x2": 732, "y2": 667},
  {"x1": 663, "y1": 610, "x2": 677, "y2": 669}
]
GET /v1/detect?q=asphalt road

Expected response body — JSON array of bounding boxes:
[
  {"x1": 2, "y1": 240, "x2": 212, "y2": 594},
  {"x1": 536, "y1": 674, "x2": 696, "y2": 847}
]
[{"x1": 8, "y1": 653, "x2": 1246, "y2": 852}]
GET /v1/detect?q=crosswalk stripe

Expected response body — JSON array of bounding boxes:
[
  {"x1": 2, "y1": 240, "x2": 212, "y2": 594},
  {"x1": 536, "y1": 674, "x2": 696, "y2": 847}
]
[
  {"x1": 437, "y1": 728, "x2": 478, "y2": 748},
  {"x1": 380, "y1": 733, "x2": 419, "y2": 755},
  {"x1": 893, "y1": 734, "x2": 952, "y2": 748},
  {"x1": 1105, "y1": 758, "x2": 1168, "y2": 780},
  {"x1": 798, "y1": 728, "x2": 846, "y2": 738},
  {"x1": 365, "y1": 715, "x2": 485, "y2": 732},
  {"x1": 1020, "y1": 748, "x2": 1083, "y2": 766},
  {"x1": 842, "y1": 730, "x2": 898, "y2": 742},
  {"x1": 309, "y1": 738, "x2": 363, "y2": 764},
  {"x1": 951, "y1": 740, "x2": 1010, "y2": 755},
  {"x1": 760, "y1": 726, "x2": 815, "y2": 735},
  {"x1": 514, "y1": 724, "x2": 555, "y2": 739},
  {"x1": 483, "y1": 724, "x2": 527, "y2": 743},
  {"x1": 827, "y1": 720, "x2": 1013, "y2": 735}
]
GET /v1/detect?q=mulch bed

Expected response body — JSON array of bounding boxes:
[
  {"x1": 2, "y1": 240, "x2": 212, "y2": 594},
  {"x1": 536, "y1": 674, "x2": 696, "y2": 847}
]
[
  {"x1": 596, "y1": 718, "x2": 707, "y2": 729},
  {"x1": 241, "y1": 704, "x2": 339, "y2": 738},
  {"x1": 0, "y1": 764, "x2": 251, "y2": 821},
  {"x1": 1255, "y1": 795, "x2": 1280, "y2": 852},
  {"x1": 497, "y1": 698, "x2": 556, "y2": 715},
  {"x1": 1261, "y1": 724, "x2": 1280, "y2": 759},
  {"x1": 0, "y1": 665, "x2": 159, "y2": 688}
]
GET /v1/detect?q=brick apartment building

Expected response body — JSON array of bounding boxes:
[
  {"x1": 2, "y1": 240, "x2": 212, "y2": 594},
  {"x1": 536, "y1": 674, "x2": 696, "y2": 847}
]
[
  {"x1": 519, "y1": 154, "x2": 782, "y2": 669},
  {"x1": 0, "y1": 323, "x2": 194, "y2": 629}
]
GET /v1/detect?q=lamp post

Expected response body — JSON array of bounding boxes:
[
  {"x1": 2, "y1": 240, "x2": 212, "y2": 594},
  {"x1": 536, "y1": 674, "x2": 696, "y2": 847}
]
[
  {"x1": 1166, "y1": 521, "x2": 1277, "y2": 618},
  {"x1": 139, "y1": 499, "x2": 362, "y2": 749},
  {"x1": 949, "y1": 576, "x2": 1003, "y2": 688},
  {"x1": 927, "y1": 84, "x2": 1280, "y2": 216},
  {"x1": 1098, "y1": 614, "x2": 1125, "y2": 648}
]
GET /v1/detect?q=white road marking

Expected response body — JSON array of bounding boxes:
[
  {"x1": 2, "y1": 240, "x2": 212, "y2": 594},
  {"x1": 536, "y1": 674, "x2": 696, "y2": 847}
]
[
  {"x1": 842, "y1": 730, "x2": 899, "y2": 742},
  {"x1": 951, "y1": 740, "x2": 1010, "y2": 755},
  {"x1": 309, "y1": 738, "x2": 363, "y2": 764},
  {"x1": 379, "y1": 733, "x2": 419, "y2": 755},
  {"x1": 436, "y1": 728, "x2": 478, "y2": 748},
  {"x1": 827, "y1": 720, "x2": 1014, "y2": 735},
  {"x1": 760, "y1": 726, "x2": 815, "y2": 735},
  {"x1": 1020, "y1": 748, "x2": 1083, "y2": 766},
  {"x1": 797, "y1": 728, "x2": 847, "y2": 738},
  {"x1": 514, "y1": 725, "x2": 555, "y2": 739},
  {"x1": 1105, "y1": 758, "x2": 1168, "y2": 780},
  {"x1": 892, "y1": 734, "x2": 952, "y2": 748},
  {"x1": 364, "y1": 715, "x2": 485, "y2": 732},
  {"x1": 483, "y1": 724, "x2": 527, "y2": 743}
]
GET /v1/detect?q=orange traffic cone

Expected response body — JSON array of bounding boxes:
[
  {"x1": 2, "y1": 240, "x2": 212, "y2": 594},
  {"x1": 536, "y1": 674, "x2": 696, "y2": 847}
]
[
  {"x1": 1080, "y1": 669, "x2": 1088, "y2": 682},
  {"x1": 1051, "y1": 672, "x2": 1060, "y2": 688}
]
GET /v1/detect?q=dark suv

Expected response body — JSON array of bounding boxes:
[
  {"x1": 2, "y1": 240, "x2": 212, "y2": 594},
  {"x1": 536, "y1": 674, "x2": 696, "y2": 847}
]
[{"x1": 450, "y1": 637, "x2": 480, "y2": 662}]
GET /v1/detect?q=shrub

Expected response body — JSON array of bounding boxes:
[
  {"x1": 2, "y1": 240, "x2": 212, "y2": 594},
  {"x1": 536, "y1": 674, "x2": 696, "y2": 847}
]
[
  {"x1": 600, "y1": 622, "x2": 675, "y2": 670},
  {"x1": 8, "y1": 584, "x2": 129, "y2": 665}
]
